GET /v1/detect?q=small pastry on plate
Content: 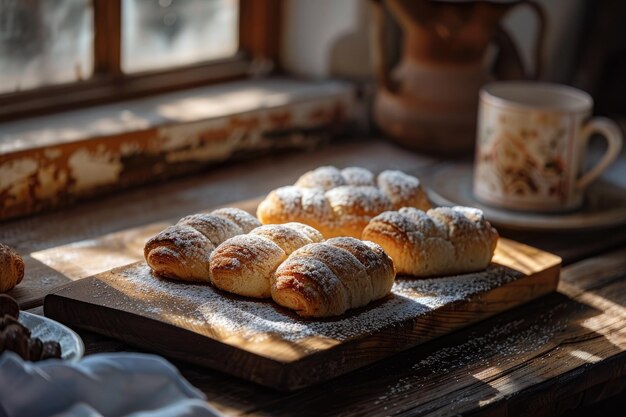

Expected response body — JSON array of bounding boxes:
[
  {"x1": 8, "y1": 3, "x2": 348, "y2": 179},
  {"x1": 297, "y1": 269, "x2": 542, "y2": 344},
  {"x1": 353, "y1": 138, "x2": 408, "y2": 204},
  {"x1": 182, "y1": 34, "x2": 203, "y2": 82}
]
[{"x1": 0, "y1": 244, "x2": 24, "y2": 293}]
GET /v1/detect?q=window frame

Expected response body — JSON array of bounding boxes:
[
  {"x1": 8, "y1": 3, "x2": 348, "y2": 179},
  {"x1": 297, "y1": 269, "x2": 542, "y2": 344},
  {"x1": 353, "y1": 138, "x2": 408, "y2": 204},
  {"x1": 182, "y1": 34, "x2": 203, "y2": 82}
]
[{"x1": 0, "y1": 0, "x2": 282, "y2": 122}]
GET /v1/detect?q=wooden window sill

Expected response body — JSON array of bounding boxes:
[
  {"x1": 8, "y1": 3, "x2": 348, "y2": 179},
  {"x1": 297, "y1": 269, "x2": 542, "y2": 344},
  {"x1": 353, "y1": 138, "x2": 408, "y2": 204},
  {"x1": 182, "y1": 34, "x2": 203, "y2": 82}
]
[{"x1": 0, "y1": 78, "x2": 355, "y2": 220}]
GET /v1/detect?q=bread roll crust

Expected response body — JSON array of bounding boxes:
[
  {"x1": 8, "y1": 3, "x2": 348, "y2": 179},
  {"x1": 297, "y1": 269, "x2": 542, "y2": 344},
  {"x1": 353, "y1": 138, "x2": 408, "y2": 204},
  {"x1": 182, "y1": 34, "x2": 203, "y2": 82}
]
[
  {"x1": 210, "y1": 234, "x2": 285, "y2": 298},
  {"x1": 144, "y1": 208, "x2": 260, "y2": 282},
  {"x1": 272, "y1": 256, "x2": 349, "y2": 317},
  {"x1": 0, "y1": 244, "x2": 24, "y2": 293},
  {"x1": 362, "y1": 206, "x2": 498, "y2": 277},
  {"x1": 178, "y1": 214, "x2": 243, "y2": 247},
  {"x1": 290, "y1": 243, "x2": 372, "y2": 308},
  {"x1": 144, "y1": 225, "x2": 214, "y2": 282},
  {"x1": 272, "y1": 237, "x2": 395, "y2": 317},
  {"x1": 340, "y1": 166, "x2": 375, "y2": 186},
  {"x1": 325, "y1": 186, "x2": 393, "y2": 238},
  {"x1": 257, "y1": 166, "x2": 431, "y2": 238},
  {"x1": 250, "y1": 223, "x2": 322, "y2": 255},
  {"x1": 256, "y1": 186, "x2": 336, "y2": 237},
  {"x1": 209, "y1": 223, "x2": 324, "y2": 298},
  {"x1": 377, "y1": 170, "x2": 430, "y2": 211},
  {"x1": 295, "y1": 166, "x2": 347, "y2": 190},
  {"x1": 211, "y1": 207, "x2": 262, "y2": 233},
  {"x1": 326, "y1": 237, "x2": 396, "y2": 297}
]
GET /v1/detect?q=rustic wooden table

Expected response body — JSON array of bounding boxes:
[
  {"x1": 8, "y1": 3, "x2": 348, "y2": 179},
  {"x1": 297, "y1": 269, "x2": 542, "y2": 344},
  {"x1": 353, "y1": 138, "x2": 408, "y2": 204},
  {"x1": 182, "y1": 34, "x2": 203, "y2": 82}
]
[{"x1": 3, "y1": 139, "x2": 626, "y2": 416}]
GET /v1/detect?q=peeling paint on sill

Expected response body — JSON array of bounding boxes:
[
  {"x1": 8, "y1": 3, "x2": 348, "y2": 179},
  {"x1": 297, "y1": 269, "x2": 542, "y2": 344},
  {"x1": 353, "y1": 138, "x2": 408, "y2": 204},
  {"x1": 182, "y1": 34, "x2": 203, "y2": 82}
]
[
  {"x1": 68, "y1": 148, "x2": 124, "y2": 193},
  {"x1": 0, "y1": 158, "x2": 39, "y2": 208},
  {"x1": 35, "y1": 164, "x2": 67, "y2": 200},
  {"x1": 0, "y1": 80, "x2": 355, "y2": 220}
]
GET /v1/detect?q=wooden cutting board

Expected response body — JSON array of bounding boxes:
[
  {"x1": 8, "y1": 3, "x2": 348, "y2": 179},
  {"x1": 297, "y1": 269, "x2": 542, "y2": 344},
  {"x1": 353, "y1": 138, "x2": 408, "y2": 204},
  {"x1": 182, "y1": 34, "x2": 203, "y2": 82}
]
[{"x1": 44, "y1": 234, "x2": 560, "y2": 391}]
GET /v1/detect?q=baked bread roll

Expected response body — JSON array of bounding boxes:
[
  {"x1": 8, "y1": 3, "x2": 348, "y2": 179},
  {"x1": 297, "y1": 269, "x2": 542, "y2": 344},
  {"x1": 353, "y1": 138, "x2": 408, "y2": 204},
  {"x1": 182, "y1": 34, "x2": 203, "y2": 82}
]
[
  {"x1": 0, "y1": 244, "x2": 24, "y2": 293},
  {"x1": 362, "y1": 206, "x2": 498, "y2": 277},
  {"x1": 257, "y1": 166, "x2": 431, "y2": 238},
  {"x1": 209, "y1": 223, "x2": 324, "y2": 298},
  {"x1": 144, "y1": 208, "x2": 260, "y2": 282},
  {"x1": 271, "y1": 237, "x2": 395, "y2": 317}
]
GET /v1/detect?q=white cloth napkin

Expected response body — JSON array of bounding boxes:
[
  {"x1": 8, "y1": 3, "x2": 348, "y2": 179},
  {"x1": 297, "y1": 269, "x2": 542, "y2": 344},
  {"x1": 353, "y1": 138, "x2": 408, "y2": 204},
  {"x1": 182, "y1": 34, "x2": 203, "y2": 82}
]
[{"x1": 0, "y1": 352, "x2": 222, "y2": 417}]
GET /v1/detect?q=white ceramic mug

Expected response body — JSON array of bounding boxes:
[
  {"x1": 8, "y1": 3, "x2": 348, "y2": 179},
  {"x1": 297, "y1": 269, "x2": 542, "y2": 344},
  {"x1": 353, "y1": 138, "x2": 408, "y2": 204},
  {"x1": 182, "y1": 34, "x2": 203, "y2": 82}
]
[{"x1": 473, "y1": 81, "x2": 623, "y2": 212}]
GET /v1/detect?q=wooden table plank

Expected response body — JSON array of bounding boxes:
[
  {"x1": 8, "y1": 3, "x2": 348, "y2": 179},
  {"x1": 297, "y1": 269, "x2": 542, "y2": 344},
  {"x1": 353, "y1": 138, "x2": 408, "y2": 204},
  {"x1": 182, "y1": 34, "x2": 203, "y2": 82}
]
[
  {"x1": 498, "y1": 226, "x2": 626, "y2": 266},
  {"x1": 228, "y1": 247, "x2": 626, "y2": 417},
  {"x1": 27, "y1": 246, "x2": 625, "y2": 416}
]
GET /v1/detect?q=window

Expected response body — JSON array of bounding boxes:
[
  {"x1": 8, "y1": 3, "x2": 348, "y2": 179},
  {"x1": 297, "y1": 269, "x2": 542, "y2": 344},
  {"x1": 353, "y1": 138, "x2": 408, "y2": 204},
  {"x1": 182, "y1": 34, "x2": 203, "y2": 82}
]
[
  {"x1": 122, "y1": 0, "x2": 239, "y2": 73},
  {"x1": 0, "y1": 0, "x2": 280, "y2": 121},
  {"x1": 0, "y1": 0, "x2": 93, "y2": 93}
]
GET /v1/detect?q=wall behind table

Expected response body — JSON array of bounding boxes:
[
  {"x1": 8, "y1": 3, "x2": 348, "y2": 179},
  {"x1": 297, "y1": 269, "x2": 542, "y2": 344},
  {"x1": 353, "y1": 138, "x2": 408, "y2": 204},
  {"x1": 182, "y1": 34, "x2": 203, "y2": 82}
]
[{"x1": 281, "y1": 0, "x2": 586, "y2": 83}]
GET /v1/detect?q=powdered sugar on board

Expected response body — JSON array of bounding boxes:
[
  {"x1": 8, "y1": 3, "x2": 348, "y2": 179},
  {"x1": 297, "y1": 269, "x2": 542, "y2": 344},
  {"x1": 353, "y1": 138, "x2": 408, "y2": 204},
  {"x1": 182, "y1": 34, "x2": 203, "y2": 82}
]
[{"x1": 94, "y1": 262, "x2": 523, "y2": 349}]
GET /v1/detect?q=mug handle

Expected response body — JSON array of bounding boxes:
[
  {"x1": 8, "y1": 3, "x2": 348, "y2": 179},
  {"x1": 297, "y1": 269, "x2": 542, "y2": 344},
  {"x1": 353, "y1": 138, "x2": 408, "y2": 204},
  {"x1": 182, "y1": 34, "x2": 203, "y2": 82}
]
[{"x1": 576, "y1": 117, "x2": 623, "y2": 190}]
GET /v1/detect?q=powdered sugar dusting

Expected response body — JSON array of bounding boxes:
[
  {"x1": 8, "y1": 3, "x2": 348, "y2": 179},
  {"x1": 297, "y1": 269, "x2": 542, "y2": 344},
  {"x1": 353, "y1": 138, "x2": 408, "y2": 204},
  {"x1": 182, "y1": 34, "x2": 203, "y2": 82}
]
[
  {"x1": 377, "y1": 170, "x2": 422, "y2": 206},
  {"x1": 145, "y1": 225, "x2": 214, "y2": 265},
  {"x1": 394, "y1": 265, "x2": 520, "y2": 299},
  {"x1": 365, "y1": 207, "x2": 499, "y2": 277},
  {"x1": 97, "y1": 262, "x2": 522, "y2": 352},
  {"x1": 341, "y1": 167, "x2": 375, "y2": 186},
  {"x1": 295, "y1": 166, "x2": 346, "y2": 190},
  {"x1": 326, "y1": 186, "x2": 392, "y2": 216},
  {"x1": 374, "y1": 303, "x2": 568, "y2": 410},
  {"x1": 426, "y1": 206, "x2": 494, "y2": 239},
  {"x1": 398, "y1": 208, "x2": 446, "y2": 237},
  {"x1": 258, "y1": 167, "x2": 430, "y2": 237},
  {"x1": 211, "y1": 207, "x2": 261, "y2": 233},
  {"x1": 272, "y1": 186, "x2": 334, "y2": 220}
]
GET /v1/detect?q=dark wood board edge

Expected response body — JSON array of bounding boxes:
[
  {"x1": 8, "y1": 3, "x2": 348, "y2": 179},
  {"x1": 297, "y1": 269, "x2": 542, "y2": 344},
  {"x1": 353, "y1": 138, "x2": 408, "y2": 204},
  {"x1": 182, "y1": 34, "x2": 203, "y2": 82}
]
[
  {"x1": 284, "y1": 263, "x2": 561, "y2": 390},
  {"x1": 43, "y1": 261, "x2": 560, "y2": 391},
  {"x1": 44, "y1": 285, "x2": 294, "y2": 391}
]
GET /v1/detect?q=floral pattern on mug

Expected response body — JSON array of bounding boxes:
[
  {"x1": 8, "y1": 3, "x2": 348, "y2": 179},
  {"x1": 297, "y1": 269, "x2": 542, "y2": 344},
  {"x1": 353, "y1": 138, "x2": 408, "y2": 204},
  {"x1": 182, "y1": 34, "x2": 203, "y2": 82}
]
[
  {"x1": 475, "y1": 82, "x2": 623, "y2": 212},
  {"x1": 475, "y1": 106, "x2": 570, "y2": 204}
]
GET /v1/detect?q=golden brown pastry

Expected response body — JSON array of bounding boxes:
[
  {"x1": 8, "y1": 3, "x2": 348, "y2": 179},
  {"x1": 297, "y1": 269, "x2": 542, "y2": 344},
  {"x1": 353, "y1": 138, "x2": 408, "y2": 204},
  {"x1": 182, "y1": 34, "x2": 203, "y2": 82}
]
[
  {"x1": 271, "y1": 237, "x2": 395, "y2": 317},
  {"x1": 362, "y1": 206, "x2": 499, "y2": 277},
  {"x1": 0, "y1": 244, "x2": 24, "y2": 293},
  {"x1": 257, "y1": 166, "x2": 431, "y2": 238},
  {"x1": 144, "y1": 208, "x2": 261, "y2": 282},
  {"x1": 209, "y1": 223, "x2": 324, "y2": 298}
]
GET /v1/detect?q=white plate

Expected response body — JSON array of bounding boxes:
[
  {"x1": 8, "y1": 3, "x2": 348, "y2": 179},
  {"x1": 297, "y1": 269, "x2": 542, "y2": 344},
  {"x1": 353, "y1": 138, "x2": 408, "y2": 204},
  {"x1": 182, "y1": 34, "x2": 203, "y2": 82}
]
[
  {"x1": 427, "y1": 165, "x2": 626, "y2": 232},
  {"x1": 18, "y1": 311, "x2": 85, "y2": 362}
]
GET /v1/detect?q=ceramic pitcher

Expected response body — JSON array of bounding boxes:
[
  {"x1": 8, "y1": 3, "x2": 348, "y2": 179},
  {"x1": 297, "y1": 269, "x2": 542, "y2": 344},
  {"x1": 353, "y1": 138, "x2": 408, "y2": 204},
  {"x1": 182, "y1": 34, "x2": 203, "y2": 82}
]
[{"x1": 371, "y1": 0, "x2": 547, "y2": 154}]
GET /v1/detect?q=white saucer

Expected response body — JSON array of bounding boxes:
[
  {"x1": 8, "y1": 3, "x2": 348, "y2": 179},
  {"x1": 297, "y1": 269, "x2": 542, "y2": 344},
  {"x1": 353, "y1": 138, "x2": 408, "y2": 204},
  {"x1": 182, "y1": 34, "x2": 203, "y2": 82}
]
[
  {"x1": 19, "y1": 311, "x2": 85, "y2": 362},
  {"x1": 426, "y1": 165, "x2": 626, "y2": 232}
]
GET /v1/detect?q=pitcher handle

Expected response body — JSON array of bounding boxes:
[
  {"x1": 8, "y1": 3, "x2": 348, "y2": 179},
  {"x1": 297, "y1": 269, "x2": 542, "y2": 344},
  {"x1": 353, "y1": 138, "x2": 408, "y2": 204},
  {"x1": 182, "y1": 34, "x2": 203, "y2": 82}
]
[
  {"x1": 370, "y1": 0, "x2": 393, "y2": 92},
  {"x1": 492, "y1": 25, "x2": 526, "y2": 80},
  {"x1": 516, "y1": 0, "x2": 548, "y2": 79}
]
